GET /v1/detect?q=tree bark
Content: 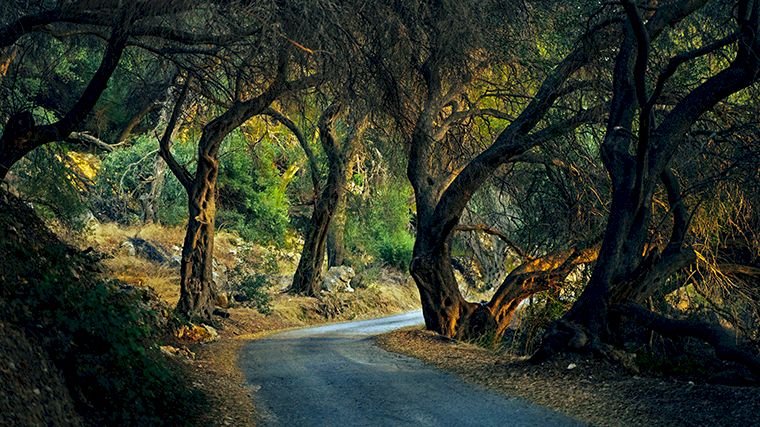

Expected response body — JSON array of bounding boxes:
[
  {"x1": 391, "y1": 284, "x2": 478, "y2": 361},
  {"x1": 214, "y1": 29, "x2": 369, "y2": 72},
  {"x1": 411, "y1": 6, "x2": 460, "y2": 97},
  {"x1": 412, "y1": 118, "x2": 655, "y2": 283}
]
[
  {"x1": 327, "y1": 156, "x2": 354, "y2": 267},
  {"x1": 327, "y1": 200, "x2": 348, "y2": 267},
  {"x1": 290, "y1": 104, "x2": 366, "y2": 295},
  {"x1": 176, "y1": 153, "x2": 219, "y2": 319}
]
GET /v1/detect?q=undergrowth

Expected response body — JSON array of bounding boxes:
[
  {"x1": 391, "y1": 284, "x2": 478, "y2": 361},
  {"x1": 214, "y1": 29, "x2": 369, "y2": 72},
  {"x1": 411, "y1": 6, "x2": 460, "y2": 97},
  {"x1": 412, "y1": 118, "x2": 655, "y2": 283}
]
[{"x1": 0, "y1": 191, "x2": 206, "y2": 426}]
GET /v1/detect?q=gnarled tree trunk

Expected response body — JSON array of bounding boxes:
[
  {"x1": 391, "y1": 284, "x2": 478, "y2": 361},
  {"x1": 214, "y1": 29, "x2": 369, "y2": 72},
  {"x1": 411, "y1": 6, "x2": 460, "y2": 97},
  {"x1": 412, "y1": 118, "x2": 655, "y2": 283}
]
[
  {"x1": 176, "y1": 154, "x2": 219, "y2": 319},
  {"x1": 290, "y1": 104, "x2": 366, "y2": 295}
]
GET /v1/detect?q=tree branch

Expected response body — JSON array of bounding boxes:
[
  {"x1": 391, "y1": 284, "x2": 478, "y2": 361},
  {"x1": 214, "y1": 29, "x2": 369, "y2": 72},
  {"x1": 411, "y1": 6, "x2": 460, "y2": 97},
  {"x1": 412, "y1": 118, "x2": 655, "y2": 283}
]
[{"x1": 158, "y1": 80, "x2": 193, "y2": 190}]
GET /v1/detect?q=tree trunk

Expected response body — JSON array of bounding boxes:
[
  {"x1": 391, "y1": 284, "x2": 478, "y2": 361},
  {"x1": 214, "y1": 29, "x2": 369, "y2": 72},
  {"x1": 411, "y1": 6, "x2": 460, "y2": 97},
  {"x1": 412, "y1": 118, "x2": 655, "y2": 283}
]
[
  {"x1": 176, "y1": 156, "x2": 219, "y2": 320},
  {"x1": 290, "y1": 184, "x2": 339, "y2": 295},
  {"x1": 290, "y1": 104, "x2": 363, "y2": 295},
  {"x1": 410, "y1": 234, "x2": 478, "y2": 337},
  {"x1": 140, "y1": 154, "x2": 167, "y2": 223},
  {"x1": 327, "y1": 159, "x2": 353, "y2": 267},
  {"x1": 327, "y1": 211, "x2": 347, "y2": 267}
]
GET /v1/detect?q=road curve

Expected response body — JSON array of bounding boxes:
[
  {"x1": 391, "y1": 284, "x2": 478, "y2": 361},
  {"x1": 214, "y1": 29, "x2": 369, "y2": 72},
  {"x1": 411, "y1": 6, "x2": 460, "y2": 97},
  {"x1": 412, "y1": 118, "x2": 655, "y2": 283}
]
[{"x1": 241, "y1": 311, "x2": 580, "y2": 426}]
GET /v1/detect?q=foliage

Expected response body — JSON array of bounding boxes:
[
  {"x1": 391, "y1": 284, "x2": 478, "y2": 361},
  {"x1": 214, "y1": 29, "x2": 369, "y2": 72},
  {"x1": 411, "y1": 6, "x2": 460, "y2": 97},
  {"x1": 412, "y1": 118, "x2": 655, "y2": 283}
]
[
  {"x1": 345, "y1": 180, "x2": 414, "y2": 270},
  {"x1": 92, "y1": 134, "x2": 192, "y2": 224},
  {"x1": 502, "y1": 291, "x2": 575, "y2": 356},
  {"x1": 226, "y1": 248, "x2": 279, "y2": 315},
  {"x1": 11, "y1": 144, "x2": 91, "y2": 230},
  {"x1": 0, "y1": 192, "x2": 205, "y2": 426},
  {"x1": 216, "y1": 130, "x2": 292, "y2": 245}
]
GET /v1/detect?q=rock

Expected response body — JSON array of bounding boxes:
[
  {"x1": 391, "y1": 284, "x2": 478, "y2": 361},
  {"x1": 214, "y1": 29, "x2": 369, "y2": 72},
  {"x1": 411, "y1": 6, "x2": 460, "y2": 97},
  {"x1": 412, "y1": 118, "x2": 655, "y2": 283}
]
[
  {"x1": 216, "y1": 293, "x2": 229, "y2": 308},
  {"x1": 168, "y1": 254, "x2": 182, "y2": 268},
  {"x1": 124, "y1": 237, "x2": 171, "y2": 264},
  {"x1": 567, "y1": 363, "x2": 577, "y2": 370},
  {"x1": 120, "y1": 241, "x2": 136, "y2": 256},
  {"x1": 176, "y1": 323, "x2": 219, "y2": 343},
  {"x1": 160, "y1": 345, "x2": 195, "y2": 359},
  {"x1": 321, "y1": 266, "x2": 356, "y2": 292},
  {"x1": 201, "y1": 324, "x2": 219, "y2": 340}
]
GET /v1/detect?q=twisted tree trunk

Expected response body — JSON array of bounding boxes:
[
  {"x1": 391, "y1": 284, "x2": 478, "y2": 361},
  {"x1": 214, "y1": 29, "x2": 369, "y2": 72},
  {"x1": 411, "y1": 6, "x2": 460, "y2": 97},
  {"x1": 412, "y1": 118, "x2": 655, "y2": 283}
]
[
  {"x1": 291, "y1": 104, "x2": 366, "y2": 295},
  {"x1": 176, "y1": 153, "x2": 219, "y2": 319}
]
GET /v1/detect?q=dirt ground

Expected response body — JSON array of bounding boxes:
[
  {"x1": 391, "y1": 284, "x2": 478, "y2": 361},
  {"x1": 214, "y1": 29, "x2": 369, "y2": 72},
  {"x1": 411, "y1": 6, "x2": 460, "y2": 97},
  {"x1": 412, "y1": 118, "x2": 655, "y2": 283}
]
[{"x1": 377, "y1": 329, "x2": 760, "y2": 427}]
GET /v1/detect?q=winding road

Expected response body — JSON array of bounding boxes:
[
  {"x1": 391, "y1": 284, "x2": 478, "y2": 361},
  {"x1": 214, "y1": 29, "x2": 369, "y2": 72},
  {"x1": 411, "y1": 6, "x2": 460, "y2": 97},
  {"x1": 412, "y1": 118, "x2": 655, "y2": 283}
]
[{"x1": 241, "y1": 311, "x2": 580, "y2": 426}]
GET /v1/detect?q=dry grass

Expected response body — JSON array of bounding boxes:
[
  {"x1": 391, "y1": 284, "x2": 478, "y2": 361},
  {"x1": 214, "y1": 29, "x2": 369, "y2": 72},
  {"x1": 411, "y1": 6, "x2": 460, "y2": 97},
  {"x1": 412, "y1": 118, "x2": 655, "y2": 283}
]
[{"x1": 378, "y1": 329, "x2": 760, "y2": 427}]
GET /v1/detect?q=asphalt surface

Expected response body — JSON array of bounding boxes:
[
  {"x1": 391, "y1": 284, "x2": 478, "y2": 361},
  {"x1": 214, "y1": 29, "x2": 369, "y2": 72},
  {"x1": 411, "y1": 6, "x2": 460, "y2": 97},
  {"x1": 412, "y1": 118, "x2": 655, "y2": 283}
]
[{"x1": 241, "y1": 311, "x2": 581, "y2": 426}]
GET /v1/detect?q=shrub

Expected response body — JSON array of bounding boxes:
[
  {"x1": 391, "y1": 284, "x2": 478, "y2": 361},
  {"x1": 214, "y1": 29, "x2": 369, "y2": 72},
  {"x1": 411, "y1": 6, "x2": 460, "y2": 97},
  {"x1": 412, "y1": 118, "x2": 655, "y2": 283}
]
[
  {"x1": 0, "y1": 192, "x2": 205, "y2": 425},
  {"x1": 11, "y1": 144, "x2": 92, "y2": 231},
  {"x1": 345, "y1": 180, "x2": 415, "y2": 270},
  {"x1": 216, "y1": 130, "x2": 291, "y2": 245},
  {"x1": 376, "y1": 232, "x2": 414, "y2": 270},
  {"x1": 226, "y1": 248, "x2": 278, "y2": 315},
  {"x1": 5, "y1": 274, "x2": 205, "y2": 426}
]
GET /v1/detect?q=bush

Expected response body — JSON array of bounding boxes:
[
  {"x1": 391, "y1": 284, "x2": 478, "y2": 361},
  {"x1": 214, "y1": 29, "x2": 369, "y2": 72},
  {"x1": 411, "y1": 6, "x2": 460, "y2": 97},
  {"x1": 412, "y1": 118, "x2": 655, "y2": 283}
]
[
  {"x1": 226, "y1": 248, "x2": 278, "y2": 315},
  {"x1": 5, "y1": 274, "x2": 205, "y2": 425},
  {"x1": 216, "y1": 130, "x2": 291, "y2": 245},
  {"x1": 0, "y1": 192, "x2": 205, "y2": 425},
  {"x1": 376, "y1": 232, "x2": 414, "y2": 270},
  {"x1": 345, "y1": 180, "x2": 415, "y2": 270},
  {"x1": 11, "y1": 144, "x2": 92, "y2": 231}
]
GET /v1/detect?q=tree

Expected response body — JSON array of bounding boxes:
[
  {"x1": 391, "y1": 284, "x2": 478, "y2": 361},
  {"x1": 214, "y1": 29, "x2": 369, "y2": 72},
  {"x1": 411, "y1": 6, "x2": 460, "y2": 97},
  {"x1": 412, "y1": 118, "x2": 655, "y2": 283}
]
[
  {"x1": 534, "y1": 0, "x2": 760, "y2": 374},
  {"x1": 0, "y1": 21, "x2": 129, "y2": 180},
  {"x1": 357, "y1": 0, "x2": 608, "y2": 338},
  {"x1": 285, "y1": 103, "x2": 367, "y2": 296}
]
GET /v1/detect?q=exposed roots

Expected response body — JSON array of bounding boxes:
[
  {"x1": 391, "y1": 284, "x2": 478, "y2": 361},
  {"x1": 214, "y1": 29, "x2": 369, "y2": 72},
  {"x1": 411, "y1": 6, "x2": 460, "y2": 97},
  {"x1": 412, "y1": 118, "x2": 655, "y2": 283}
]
[{"x1": 612, "y1": 303, "x2": 760, "y2": 377}]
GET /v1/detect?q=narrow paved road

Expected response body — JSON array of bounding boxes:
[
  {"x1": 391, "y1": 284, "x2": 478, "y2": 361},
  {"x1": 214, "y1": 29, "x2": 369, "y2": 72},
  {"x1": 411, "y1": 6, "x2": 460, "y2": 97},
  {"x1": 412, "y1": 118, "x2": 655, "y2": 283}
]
[{"x1": 241, "y1": 311, "x2": 580, "y2": 426}]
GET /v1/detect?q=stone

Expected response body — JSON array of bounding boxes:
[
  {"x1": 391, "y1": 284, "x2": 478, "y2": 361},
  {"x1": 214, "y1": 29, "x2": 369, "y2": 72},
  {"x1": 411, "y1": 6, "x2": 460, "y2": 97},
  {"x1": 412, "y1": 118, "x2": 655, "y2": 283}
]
[
  {"x1": 120, "y1": 241, "x2": 136, "y2": 257},
  {"x1": 160, "y1": 345, "x2": 195, "y2": 359},
  {"x1": 168, "y1": 255, "x2": 182, "y2": 268},
  {"x1": 216, "y1": 293, "x2": 229, "y2": 308},
  {"x1": 128, "y1": 237, "x2": 170, "y2": 264},
  {"x1": 201, "y1": 324, "x2": 219, "y2": 340},
  {"x1": 321, "y1": 266, "x2": 356, "y2": 292},
  {"x1": 176, "y1": 323, "x2": 219, "y2": 343}
]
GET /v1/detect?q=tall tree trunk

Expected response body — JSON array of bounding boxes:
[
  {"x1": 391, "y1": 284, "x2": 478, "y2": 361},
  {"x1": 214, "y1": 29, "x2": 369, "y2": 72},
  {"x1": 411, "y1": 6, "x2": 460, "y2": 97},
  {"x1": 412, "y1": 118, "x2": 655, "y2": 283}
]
[
  {"x1": 290, "y1": 181, "x2": 340, "y2": 295},
  {"x1": 535, "y1": 0, "x2": 760, "y2": 360},
  {"x1": 290, "y1": 104, "x2": 365, "y2": 295},
  {"x1": 176, "y1": 155, "x2": 219, "y2": 319},
  {"x1": 327, "y1": 159, "x2": 353, "y2": 267},
  {"x1": 326, "y1": 208, "x2": 348, "y2": 267}
]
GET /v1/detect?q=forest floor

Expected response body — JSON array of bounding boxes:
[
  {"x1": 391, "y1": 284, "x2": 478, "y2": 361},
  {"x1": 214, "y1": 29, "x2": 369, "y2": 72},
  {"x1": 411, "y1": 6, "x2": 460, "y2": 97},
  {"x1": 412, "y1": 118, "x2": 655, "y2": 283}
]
[{"x1": 377, "y1": 329, "x2": 760, "y2": 427}]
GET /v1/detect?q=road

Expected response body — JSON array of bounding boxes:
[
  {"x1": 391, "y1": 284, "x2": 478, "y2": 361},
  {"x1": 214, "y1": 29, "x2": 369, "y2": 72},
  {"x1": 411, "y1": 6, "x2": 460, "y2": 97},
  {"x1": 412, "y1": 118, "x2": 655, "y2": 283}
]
[{"x1": 241, "y1": 311, "x2": 581, "y2": 426}]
